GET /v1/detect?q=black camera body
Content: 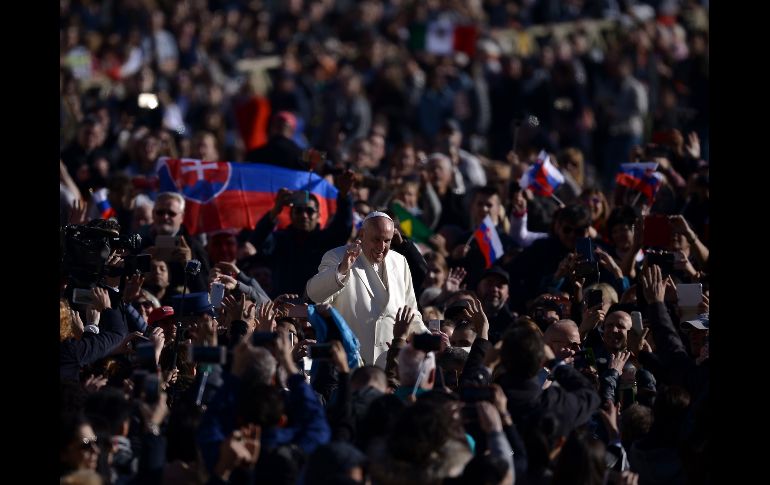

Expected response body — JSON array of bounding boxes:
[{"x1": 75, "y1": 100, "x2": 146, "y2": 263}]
[{"x1": 61, "y1": 224, "x2": 142, "y2": 286}]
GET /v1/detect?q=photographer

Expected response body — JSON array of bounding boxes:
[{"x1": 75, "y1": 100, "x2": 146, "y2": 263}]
[
  {"x1": 60, "y1": 294, "x2": 127, "y2": 382},
  {"x1": 137, "y1": 192, "x2": 211, "y2": 294},
  {"x1": 241, "y1": 171, "x2": 355, "y2": 297}
]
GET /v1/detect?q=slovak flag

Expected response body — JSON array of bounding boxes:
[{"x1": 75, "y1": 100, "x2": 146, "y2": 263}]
[
  {"x1": 616, "y1": 162, "x2": 664, "y2": 201},
  {"x1": 157, "y1": 158, "x2": 338, "y2": 235},
  {"x1": 474, "y1": 215, "x2": 504, "y2": 268},
  {"x1": 519, "y1": 151, "x2": 565, "y2": 197},
  {"x1": 92, "y1": 188, "x2": 116, "y2": 219}
]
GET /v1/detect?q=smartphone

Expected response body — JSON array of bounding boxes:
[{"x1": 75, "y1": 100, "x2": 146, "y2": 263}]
[
  {"x1": 156, "y1": 235, "x2": 179, "y2": 248},
  {"x1": 643, "y1": 215, "x2": 672, "y2": 248},
  {"x1": 309, "y1": 343, "x2": 333, "y2": 360},
  {"x1": 630, "y1": 311, "x2": 644, "y2": 336},
  {"x1": 646, "y1": 252, "x2": 675, "y2": 276},
  {"x1": 585, "y1": 289, "x2": 604, "y2": 309},
  {"x1": 291, "y1": 190, "x2": 309, "y2": 206},
  {"x1": 287, "y1": 305, "x2": 308, "y2": 318},
  {"x1": 154, "y1": 235, "x2": 179, "y2": 261},
  {"x1": 412, "y1": 332, "x2": 442, "y2": 352},
  {"x1": 210, "y1": 282, "x2": 226, "y2": 308},
  {"x1": 676, "y1": 283, "x2": 703, "y2": 308},
  {"x1": 72, "y1": 288, "x2": 96, "y2": 306},
  {"x1": 576, "y1": 237, "x2": 595, "y2": 262},
  {"x1": 124, "y1": 254, "x2": 152, "y2": 275},
  {"x1": 428, "y1": 319, "x2": 443, "y2": 332}
]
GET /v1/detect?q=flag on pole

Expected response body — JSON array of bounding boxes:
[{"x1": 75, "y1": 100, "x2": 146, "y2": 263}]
[
  {"x1": 391, "y1": 202, "x2": 434, "y2": 243},
  {"x1": 473, "y1": 215, "x2": 504, "y2": 268},
  {"x1": 519, "y1": 151, "x2": 565, "y2": 197},
  {"x1": 157, "y1": 158, "x2": 338, "y2": 234},
  {"x1": 92, "y1": 188, "x2": 116, "y2": 219},
  {"x1": 616, "y1": 162, "x2": 664, "y2": 201}
]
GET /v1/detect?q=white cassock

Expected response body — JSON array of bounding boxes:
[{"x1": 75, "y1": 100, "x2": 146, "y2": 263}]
[{"x1": 306, "y1": 246, "x2": 428, "y2": 367}]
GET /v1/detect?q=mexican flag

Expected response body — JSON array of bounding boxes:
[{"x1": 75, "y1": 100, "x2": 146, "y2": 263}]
[
  {"x1": 409, "y1": 18, "x2": 478, "y2": 57},
  {"x1": 391, "y1": 203, "x2": 434, "y2": 244}
]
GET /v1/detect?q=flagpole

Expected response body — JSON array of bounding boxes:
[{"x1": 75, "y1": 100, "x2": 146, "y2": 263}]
[
  {"x1": 631, "y1": 191, "x2": 643, "y2": 207},
  {"x1": 550, "y1": 193, "x2": 566, "y2": 208}
]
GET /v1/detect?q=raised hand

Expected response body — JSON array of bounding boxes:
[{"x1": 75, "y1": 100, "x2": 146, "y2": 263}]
[
  {"x1": 215, "y1": 261, "x2": 240, "y2": 277},
  {"x1": 641, "y1": 264, "x2": 666, "y2": 304},
  {"x1": 255, "y1": 300, "x2": 277, "y2": 333},
  {"x1": 394, "y1": 306, "x2": 416, "y2": 341},
  {"x1": 594, "y1": 247, "x2": 623, "y2": 279},
  {"x1": 173, "y1": 236, "x2": 192, "y2": 263},
  {"x1": 609, "y1": 350, "x2": 631, "y2": 374},
  {"x1": 123, "y1": 274, "x2": 145, "y2": 303},
  {"x1": 216, "y1": 274, "x2": 239, "y2": 291},
  {"x1": 444, "y1": 267, "x2": 467, "y2": 292},
  {"x1": 685, "y1": 132, "x2": 701, "y2": 159},
  {"x1": 329, "y1": 340, "x2": 350, "y2": 373},
  {"x1": 270, "y1": 188, "x2": 294, "y2": 219},
  {"x1": 462, "y1": 297, "x2": 489, "y2": 340},
  {"x1": 338, "y1": 239, "x2": 362, "y2": 274},
  {"x1": 336, "y1": 169, "x2": 356, "y2": 197},
  {"x1": 91, "y1": 287, "x2": 112, "y2": 312},
  {"x1": 69, "y1": 198, "x2": 89, "y2": 224}
]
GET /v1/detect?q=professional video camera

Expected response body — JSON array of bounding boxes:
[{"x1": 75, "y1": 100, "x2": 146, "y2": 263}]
[{"x1": 60, "y1": 219, "x2": 143, "y2": 287}]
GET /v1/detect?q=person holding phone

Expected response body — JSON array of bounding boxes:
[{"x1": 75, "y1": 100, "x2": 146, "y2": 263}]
[
  {"x1": 242, "y1": 170, "x2": 355, "y2": 297},
  {"x1": 137, "y1": 192, "x2": 211, "y2": 293}
]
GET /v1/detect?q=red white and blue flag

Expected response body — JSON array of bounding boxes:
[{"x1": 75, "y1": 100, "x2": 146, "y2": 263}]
[
  {"x1": 519, "y1": 151, "x2": 565, "y2": 197},
  {"x1": 92, "y1": 188, "x2": 116, "y2": 219},
  {"x1": 157, "y1": 158, "x2": 338, "y2": 234},
  {"x1": 473, "y1": 215, "x2": 504, "y2": 269},
  {"x1": 615, "y1": 162, "x2": 663, "y2": 202}
]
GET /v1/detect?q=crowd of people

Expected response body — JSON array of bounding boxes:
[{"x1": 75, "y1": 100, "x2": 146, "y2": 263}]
[{"x1": 60, "y1": 1, "x2": 709, "y2": 484}]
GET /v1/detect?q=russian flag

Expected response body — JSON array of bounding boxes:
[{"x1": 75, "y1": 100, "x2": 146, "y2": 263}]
[
  {"x1": 157, "y1": 158, "x2": 338, "y2": 235},
  {"x1": 473, "y1": 215, "x2": 504, "y2": 269},
  {"x1": 92, "y1": 188, "x2": 116, "y2": 219},
  {"x1": 519, "y1": 151, "x2": 565, "y2": 197},
  {"x1": 616, "y1": 162, "x2": 663, "y2": 202}
]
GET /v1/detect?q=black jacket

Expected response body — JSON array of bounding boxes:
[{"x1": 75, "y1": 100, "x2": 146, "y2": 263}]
[
  {"x1": 244, "y1": 195, "x2": 353, "y2": 297},
  {"x1": 60, "y1": 308, "x2": 128, "y2": 382},
  {"x1": 244, "y1": 135, "x2": 304, "y2": 171}
]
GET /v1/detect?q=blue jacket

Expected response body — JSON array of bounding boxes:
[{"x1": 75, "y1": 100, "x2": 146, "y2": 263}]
[{"x1": 197, "y1": 372, "x2": 331, "y2": 473}]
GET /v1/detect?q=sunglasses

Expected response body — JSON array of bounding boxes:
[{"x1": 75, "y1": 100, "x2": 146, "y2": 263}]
[
  {"x1": 154, "y1": 209, "x2": 179, "y2": 217},
  {"x1": 292, "y1": 207, "x2": 317, "y2": 216},
  {"x1": 80, "y1": 437, "x2": 99, "y2": 451}
]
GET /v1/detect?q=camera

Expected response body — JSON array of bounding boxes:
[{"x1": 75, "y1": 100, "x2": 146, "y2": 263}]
[
  {"x1": 573, "y1": 348, "x2": 596, "y2": 370},
  {"x1": 61, "y1": 222, "x2": 142, "y2": 287},
  {"x1": 646, "y1": 251, "x2": 675, "y2": 276}
]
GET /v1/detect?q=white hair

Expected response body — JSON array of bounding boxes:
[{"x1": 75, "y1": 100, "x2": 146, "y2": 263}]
[{"x1": 156, "y1": 192, "x2": 186, "y2": 212}]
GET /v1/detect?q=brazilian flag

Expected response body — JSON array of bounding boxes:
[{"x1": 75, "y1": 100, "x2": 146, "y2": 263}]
[{"x1": 391, "y1": 202, "x2": 433, "y2": 243}]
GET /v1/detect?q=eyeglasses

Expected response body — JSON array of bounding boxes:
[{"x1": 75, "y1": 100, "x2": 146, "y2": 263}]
[
  {"x1": 292, "y1": 207, "x2": 317, "y2": 216},
  {"x1": 80, "y1": 437, "x2": 99, "y2": 451},
  {"x1": 154, "y1": 209, "x2": 179, "y2": 217}
]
